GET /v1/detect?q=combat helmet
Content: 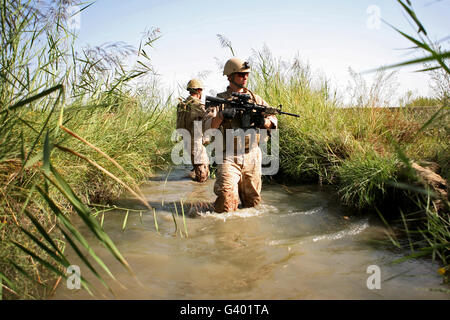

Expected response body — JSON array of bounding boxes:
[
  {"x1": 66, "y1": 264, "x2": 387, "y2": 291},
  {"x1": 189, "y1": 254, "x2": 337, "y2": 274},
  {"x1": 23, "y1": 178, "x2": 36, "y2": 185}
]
[
  {"x1": 223, "y1": 57, "x2": 251, "y2": 76},
  {"x1": 186, "y1": 79, "x2": 203, "y2": 90}
]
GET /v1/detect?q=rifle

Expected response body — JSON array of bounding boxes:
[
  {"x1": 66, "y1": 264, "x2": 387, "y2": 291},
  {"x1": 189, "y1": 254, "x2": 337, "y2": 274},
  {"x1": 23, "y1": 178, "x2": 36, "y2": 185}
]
[{"x1": 205, "y1": 92, "x2": 299, "y2": 129}]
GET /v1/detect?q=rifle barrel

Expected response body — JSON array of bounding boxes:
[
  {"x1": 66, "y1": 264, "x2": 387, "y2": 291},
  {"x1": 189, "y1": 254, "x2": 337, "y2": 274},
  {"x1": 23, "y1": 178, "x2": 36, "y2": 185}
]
[
  {"x1": 205, "y1": 95, "x2": 225, "y2": 104},
  {"x1": 279, "y1": 111, "x2": 300, "y2": 117}
]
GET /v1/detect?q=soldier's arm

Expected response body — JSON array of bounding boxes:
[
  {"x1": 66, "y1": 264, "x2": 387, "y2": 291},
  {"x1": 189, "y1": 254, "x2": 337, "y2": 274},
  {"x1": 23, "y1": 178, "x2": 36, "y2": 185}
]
[
  {"x1": 190, "y1": 102, "x2": 207, "y2": 121},
  {"x1": 263, "y1": 115, "x2": 277, "y2": 129},
  {"x1": 202, "y1": 105, "x2": 222, "y2": 130},
  {"x1": 257, "y1": 96, "x2": 278, "y2": 129}
]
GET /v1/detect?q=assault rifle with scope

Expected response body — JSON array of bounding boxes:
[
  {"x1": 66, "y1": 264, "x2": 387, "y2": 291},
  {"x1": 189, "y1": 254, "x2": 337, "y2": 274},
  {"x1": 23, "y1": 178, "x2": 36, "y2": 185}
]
[{"x1": 205, "y1": 92, "x2": 299, "y2": 129}]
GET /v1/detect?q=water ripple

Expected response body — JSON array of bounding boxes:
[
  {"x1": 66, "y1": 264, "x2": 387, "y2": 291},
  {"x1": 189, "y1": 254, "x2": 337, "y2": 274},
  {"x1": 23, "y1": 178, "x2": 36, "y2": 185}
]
[
  {"x1": 285, "y1": 206, "x2": 323, "y2": 216},
  {"x1": 197, "y1": 204, "x2": 279, "y2": 221},
  {"x1": 311, "y1": 219, "x2": 369, "y2": 242},
  {"x1": 268, "y1": 219, "x2": 370, "y2": 246}
]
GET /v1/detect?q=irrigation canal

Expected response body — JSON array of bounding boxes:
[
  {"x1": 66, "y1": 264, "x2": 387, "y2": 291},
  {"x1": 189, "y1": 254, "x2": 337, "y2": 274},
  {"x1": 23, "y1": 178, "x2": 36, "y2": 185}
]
[{"x1": 52, "y1": 167, "x2": 449, "y2": 299}]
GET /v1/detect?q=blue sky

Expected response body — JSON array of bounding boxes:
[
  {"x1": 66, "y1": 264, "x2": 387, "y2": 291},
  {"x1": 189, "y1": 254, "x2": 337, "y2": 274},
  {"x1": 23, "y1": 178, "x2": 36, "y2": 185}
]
[{"x1": 72, "y1": 0, "x2": 449, "y2": 103}]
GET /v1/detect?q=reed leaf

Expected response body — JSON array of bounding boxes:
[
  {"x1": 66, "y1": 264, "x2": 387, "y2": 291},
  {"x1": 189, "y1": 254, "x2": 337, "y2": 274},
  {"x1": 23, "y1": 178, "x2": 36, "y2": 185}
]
[
  {"x1": 22, "y1": 208, "x2": 64, "y2": 258},
  {"x1": 153, "y1": 208, "x2": 159, "y2": 234},
  {"x1": 20, "y1": 85, "x2": 64, "y2": 171},
  {"x1": 57, "y1": 227, "x2": 108, "y2": 296},
  {"x1": 122, "y1": 210, "x2": 129, "y2": 231},
  {"x1": 18, "y1": 226, "x2": 68, "y2": 269},
  {"x1": 12, "y1": 241, "x2": 65, "y2": 283},
  {"x1": 171, "y1": 205, "x2": 178, "y2": 236},
  {"x1": 174, "y1": 202, "x2": 183, "y2": 238},
  {"x1": 101, "y1": 213, "x2": 105, "y2": 228},
  {"x1": 35, "y1": 186, "x2": 120, "y2": 284},
  {"x1": 8, "y1": 259, "x2": 45, "y2": 288},
  {"x1": 0, "y1": 272, "x2": 17, "y2": 298},
  {"x1": 43, "y1": 130, "x2": 51, "y2": 175},
  {"x1": 396, "y1": 0, "x2": 427, "y2": 35},
  {"x1": 44, "y1": 167, "x2": 132, "y2": 277},
  {"x1": 180, "y1": 199, "x2": 188, "y2": 238},
  {"x1": 54, "y1": 143, "x2": 151, "y2": 212},
  {"x1": 365, "y1": 52, "x2": 450, "y2": 74},
  {"x1": 1, "y1": 84, "x2": 63, "y2": 114}
]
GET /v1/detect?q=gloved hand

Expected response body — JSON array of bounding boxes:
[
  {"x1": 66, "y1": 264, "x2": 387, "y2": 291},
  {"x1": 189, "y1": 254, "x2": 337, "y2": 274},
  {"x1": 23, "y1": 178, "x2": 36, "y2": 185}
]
[
  {"x1": 222, "y1": 107, "x2": 237, "y2": 119},
  {"x1": 253, "y1": 113, "x2": 266, "y2": 128}
]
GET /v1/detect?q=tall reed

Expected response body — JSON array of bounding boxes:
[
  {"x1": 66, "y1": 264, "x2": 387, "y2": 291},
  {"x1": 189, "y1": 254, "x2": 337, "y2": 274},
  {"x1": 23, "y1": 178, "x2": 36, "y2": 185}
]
[{"x1": 0, "y1": 0, "x2": 174, "y2": 299}]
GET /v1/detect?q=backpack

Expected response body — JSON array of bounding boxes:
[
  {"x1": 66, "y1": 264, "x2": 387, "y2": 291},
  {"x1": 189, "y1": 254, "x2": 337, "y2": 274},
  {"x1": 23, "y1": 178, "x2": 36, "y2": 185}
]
[{"x1": 176, "y1": 98, "x2": 189, "y2": 130}]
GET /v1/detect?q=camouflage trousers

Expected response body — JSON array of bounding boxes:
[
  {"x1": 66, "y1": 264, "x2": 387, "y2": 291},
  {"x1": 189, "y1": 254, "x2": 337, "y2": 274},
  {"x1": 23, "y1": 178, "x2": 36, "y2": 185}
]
[
  {"x1": 191, "y1": 162, "x2": 209, "y2": 183},
  {"x1": 213, "y1": 147, "x2": 262, "y2": 213},
  {"x1": 190, "y1": 139, "x2": 209, "y2": 183}
]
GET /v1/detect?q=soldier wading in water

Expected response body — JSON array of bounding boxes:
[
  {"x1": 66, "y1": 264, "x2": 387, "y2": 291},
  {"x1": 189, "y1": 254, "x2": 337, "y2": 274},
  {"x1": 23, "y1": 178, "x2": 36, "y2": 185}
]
[
  {"x1": 176, "y1": 79, "x2": 209, "y2": 182},
  {"x1": 203, "y1": 58, "x2": 278, "y2": 213}
]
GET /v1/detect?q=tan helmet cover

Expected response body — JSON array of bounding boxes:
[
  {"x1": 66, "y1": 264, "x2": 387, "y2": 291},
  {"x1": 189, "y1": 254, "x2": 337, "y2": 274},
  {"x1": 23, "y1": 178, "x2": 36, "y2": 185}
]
[
  {"x1": 223, "y1": 57, "x2": 251, "y2": 76},
  {"x1": 187, "y1": 79, "x2": 203, "y2": 90}
]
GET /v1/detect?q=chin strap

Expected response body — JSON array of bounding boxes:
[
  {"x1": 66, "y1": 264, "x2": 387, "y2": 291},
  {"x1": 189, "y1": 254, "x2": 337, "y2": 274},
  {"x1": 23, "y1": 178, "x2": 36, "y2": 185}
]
[{"x1": 230, "y1": 79, "x2": 244, "y2": 89}]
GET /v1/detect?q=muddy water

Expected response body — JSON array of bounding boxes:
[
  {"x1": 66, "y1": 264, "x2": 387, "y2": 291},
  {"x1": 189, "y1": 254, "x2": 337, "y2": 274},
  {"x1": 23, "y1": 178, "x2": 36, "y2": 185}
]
[{"x1": 52, "y1": 167, "x2": 449, "y2": 299}]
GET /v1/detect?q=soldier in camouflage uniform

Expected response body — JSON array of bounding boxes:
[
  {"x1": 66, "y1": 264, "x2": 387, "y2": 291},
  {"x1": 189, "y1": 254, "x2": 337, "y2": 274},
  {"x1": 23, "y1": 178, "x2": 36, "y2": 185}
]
[
  {"x1": 177, "y1": 79, "x2": 209, "y2": 182},
  {"x1": 203, "y1": 58, "x2": 277, "y2": 212}
]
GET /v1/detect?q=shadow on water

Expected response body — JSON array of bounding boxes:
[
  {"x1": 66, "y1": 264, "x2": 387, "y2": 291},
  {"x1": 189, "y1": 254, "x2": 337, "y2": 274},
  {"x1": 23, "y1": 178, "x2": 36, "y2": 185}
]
[{"x1": 51, "y1": 166, "x2": 450, "y2": 300}]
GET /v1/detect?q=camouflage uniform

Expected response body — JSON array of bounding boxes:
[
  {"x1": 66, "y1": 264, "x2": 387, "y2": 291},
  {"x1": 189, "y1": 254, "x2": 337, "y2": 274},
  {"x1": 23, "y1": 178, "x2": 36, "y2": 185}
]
[
  {"x1": 203, "y1": 87, "x2": 278, "y2": 212},
  {"x1": 177, "y1": 95, "x2": 209, "y2": 182}
]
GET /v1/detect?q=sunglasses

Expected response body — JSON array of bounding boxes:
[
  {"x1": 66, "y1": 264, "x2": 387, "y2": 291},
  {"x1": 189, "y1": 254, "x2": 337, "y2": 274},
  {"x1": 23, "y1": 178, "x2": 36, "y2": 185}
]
[{"x1": 235, "y1": 72, "x2": 249, "y2": 78}]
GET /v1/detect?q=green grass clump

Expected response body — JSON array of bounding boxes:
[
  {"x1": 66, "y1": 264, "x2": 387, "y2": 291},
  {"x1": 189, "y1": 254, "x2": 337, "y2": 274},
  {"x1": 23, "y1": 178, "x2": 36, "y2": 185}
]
[
  {"x1": 51, "y1": 92, "x2": 174, "y2": 203},
  {"x1": 336, "y1": 151, "x2": 398, "y2": 209},
  {"x1": 248, "y1": 47, "x2": 449, "y2": 209}
]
